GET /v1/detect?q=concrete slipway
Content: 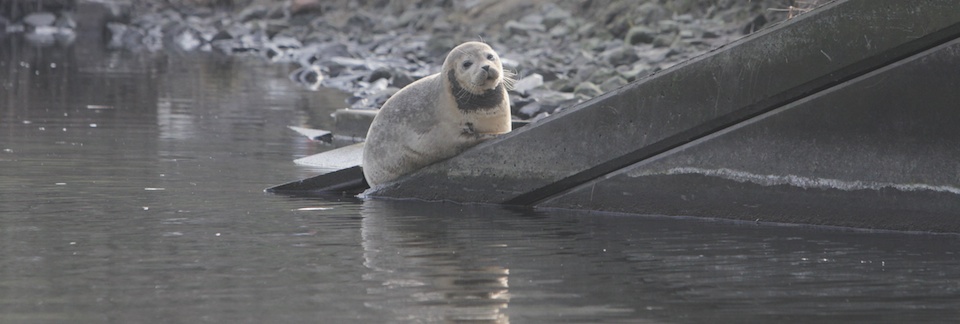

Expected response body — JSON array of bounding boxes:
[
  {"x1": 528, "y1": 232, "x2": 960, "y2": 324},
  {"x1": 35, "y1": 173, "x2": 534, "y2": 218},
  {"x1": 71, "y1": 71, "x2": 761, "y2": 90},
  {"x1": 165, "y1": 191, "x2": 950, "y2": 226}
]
[{"x1": 274, "y1": 0, "x2": 960, "y2": 233}]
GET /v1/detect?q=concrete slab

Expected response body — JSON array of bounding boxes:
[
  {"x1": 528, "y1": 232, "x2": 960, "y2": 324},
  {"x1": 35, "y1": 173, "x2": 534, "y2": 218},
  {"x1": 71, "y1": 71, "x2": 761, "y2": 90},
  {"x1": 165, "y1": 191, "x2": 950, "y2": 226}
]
[
  {"x1": 289, "y1": 125, "x2": 332, "y2": 141},
  {"x1": 333, "y1": 108, "x2": 378, "y2": 139},
  {"x1": 269, "y1": 141, "x2": 366, "y2": 194},
  {"x1": 294, "y1": 142, "x2": 364, "y2": 172},
  {"x1": 542, "y1": 38, "x2": 960, "y2": 233},
  {"x1": 265, "y1": 165, "x2": 367, "y2": 194},
  {"x1": 369, "y1": 0, "x2": 960, "y2": 205}
]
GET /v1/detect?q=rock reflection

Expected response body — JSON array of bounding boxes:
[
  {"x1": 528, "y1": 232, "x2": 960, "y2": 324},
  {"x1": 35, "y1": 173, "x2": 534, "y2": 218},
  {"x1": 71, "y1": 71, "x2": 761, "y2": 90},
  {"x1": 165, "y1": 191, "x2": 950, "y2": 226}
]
[{"x1": 361, "y1": 200, "x2": 511, "y2": 323}]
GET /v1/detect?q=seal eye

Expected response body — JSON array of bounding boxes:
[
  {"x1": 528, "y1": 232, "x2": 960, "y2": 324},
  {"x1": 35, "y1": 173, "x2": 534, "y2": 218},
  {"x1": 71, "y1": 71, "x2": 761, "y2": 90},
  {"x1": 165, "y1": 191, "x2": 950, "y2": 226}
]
[
  {"x1": 486, "y1": 54, "x2": 495, "y2": 60},
  {"x1": 462, "y1": 61, "x2": 473, "y2": 69}
]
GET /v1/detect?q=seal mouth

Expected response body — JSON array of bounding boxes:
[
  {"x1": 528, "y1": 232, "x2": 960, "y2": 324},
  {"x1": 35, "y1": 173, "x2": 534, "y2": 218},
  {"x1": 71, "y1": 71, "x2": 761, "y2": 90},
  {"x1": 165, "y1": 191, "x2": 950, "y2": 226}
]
[
  {"x1": 477, "y1": 79, "x2": 499, "y2": 91},
  {"x1": 475, "y1": 70, "x2": 500, "y2": 90},
  {"x1": 484, "y1": 68, "x2": 500, "y2": 81},
  {"x1": 448, "y1": 70, "x2": 506, "y2": 111}
]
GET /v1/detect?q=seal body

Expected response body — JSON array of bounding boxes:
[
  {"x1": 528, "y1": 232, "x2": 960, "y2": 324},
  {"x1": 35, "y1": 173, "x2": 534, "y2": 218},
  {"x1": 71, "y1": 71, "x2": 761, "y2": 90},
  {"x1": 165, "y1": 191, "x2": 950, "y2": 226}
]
[{"x1": 362, "y1": 42, "x2": 512, "y2": 188}]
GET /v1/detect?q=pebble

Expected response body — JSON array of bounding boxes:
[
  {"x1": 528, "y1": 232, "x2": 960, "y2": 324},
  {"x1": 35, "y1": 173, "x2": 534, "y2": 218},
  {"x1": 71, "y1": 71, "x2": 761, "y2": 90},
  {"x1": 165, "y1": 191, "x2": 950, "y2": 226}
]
[
  {"x1": 512, "y1": 73, "x2": 544, "y2": 96},
  {"x1": 24, "y1": 0, "x2": 798, "y2": 120},
  {"x1": 23, "y1": 12, "x2": 56, "y2": 27},
  {"x1": 517, "y1": 101, "x2": 543, "y2": 119},
  {"x1": 574, "y1": 82, "x2": 603, "y2": 98},
  {"x1": 625, "y1": 26, "x2": 656, "y2": 45},
  {"x1": 600, "y1": 76, "x2": 629, "y2": 92}
]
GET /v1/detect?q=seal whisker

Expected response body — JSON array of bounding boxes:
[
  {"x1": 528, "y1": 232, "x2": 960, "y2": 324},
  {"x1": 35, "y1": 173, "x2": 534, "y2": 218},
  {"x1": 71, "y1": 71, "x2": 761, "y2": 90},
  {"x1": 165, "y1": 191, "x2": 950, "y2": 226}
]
[{"x1": 502, "y1": 70, "x2": 517, "y2": 90}]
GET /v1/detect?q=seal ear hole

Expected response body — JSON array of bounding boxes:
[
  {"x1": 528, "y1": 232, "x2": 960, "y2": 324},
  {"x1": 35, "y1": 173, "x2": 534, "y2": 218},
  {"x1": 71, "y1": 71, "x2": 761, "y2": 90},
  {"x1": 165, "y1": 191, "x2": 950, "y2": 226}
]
[{"x1": 462, "y1": 61, "x2": 473, "y2": 69}]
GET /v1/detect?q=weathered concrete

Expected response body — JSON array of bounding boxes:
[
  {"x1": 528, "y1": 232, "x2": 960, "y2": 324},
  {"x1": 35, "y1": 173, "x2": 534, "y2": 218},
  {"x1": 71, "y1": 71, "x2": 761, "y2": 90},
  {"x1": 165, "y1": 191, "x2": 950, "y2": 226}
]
[
  {"x1": 267, "y1": 165, "x2": 367, "y2": 194},
  {"x1": 293, "y1": 142, "x2": 364, "y2": 170},
  {"x1": 369, "y1": 0, "x2": 960, "y2": 208},
  {"x1": 333, "y1": 109, "x2": 378, "y2": 139},
  {"x1": 542, "y1": 38, "x2": 960, "y2": 233}
]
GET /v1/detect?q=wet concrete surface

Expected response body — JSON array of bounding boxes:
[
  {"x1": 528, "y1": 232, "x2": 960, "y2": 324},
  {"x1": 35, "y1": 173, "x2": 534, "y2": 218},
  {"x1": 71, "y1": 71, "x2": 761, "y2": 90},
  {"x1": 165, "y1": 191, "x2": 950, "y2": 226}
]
[{"x1": 545, "y1": 38, "x2": 960, "y2": 233}]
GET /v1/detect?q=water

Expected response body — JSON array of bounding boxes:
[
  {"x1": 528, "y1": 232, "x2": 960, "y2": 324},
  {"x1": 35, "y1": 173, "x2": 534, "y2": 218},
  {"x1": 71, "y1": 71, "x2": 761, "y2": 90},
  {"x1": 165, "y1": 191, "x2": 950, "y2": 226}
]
[{"x1": 3, "y1": 28, "x2": 960, "y2": 324}]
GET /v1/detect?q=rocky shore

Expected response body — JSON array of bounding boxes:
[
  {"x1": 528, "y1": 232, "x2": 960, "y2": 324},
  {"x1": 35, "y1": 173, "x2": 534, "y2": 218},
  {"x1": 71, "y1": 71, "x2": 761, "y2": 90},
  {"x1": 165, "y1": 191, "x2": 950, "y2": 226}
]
[
  {"x1": 4, "y1": 0, "x2": 826, "y2": 121},
  {"x1": 0, "y1": 0, "x2": 78, "y2": 47}
]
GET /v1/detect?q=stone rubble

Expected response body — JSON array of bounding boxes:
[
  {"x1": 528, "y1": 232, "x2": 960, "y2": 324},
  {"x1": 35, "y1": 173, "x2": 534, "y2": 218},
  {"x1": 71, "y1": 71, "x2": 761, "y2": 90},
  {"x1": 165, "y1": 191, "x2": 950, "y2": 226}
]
[{"x1": 2, "y1": 0, "x2": 826, "y2": 122}]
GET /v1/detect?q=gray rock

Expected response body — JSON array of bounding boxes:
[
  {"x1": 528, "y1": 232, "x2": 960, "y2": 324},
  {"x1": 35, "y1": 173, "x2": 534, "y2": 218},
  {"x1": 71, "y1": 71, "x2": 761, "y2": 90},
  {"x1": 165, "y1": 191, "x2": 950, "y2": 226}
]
[
  {"x1": 640, "y1": 47, "x2": 677, "y2": 63},
  {"x1": 530, "y1": 111, "x2": 551, "y2": 123},
  {"x1": 366, "y1": 67, "x2": 415, "y2": 88},
  {"x1": 106, "y1": 22, "x2": 129, "y2": 48},
  {"x1": 368, "y1": 87, "x2": 400, "y2": 107},
  {"x1": 512, "y1": 73, "x2": 544, "y2": 95},
  {"x1": 675, "y1": 14, "x2": 695, "y2": 23},
  {"x1": 328, "y1": 56, "x2": 369, "y2": 69},
  {"x1": 210, "y1": 30, "x2": 232, "y2": 42},
  {"x1": 742, "y1": 14, "x2": 768, "y2": 35},
  {"x1": 653, "y1": 34, "x2": 674, "y2": 48},
  {"x1": 542, "y1": 5, "x2": 571, "y2": 29},
  {"x1": 633, "y1": 2, "x2": 671, "y2": 25},
  {"x1": 25, "y1": 31, "x2": 56, "y2": 46},
  {"x1": 548, "y1": 24, "x2": 572, "y2": 38},
  {"x1": 657, "y1": 20, "x2": 679, "y2": 33},
  {"x1": 264, "y1": 35, "x2": 303, "y2": 61},
  {"x1": 616, "y1": 63, "x2": 651, "y2": 81},
  {"x1": 548, "y1": 78, "x2": 576, "y2": 92},
  {"x1": 224, "y1": 23, "x2": 251, "y2": 39},
  {"x1": 504, "y1": 20, "x2": 545, "y2": 37},
  {"x1": 600, "y1": 46, "x2": 639, "y2": 66},
  {"x1": 192, "y1": 24, "x2": 219, "y2": 42},
  {"x1": 574, "y1": 82, "x2": 603, "y2": 98},
  {"x1": 519, "y1": 13, "x2": 545, "y2": 26},
  {"x1": 528, "y1": 67, "x2": 560, "y2": 82},
  {"x1": 23, "y1": 12, "x2": 56, "y2": 27},
  {"x1": 530, "y1": 88, "x2": 576, "y2": 105},
  {"x1": 55, "y1": 29, "x2": 76, "y2": 45},
  {"x1": 54, "y1": 12, "x2": 76, "y2": 29},
  {"x1": 290, "y1": 65, "x2": 325, "y2": 90},
  {"x1": 391, "y1": 70, "x2": 415, "y2": 88},
  {"x1": 576, "y1": 21, "x2": 601, "y2": 38},
  {"x1": 599, "y1": 76, "x2": 629, "y2": 92},
  {"x1": 238, "y1": 4, "x2": 271, "y2": 22},
  {"x1": 97, "y1": 0, "x2": 781, "y2": 120},
  {"x1": 175, "y1": 29, "x2": 202, "y2": 50},
  {"x1": 518, "y1": 101, "x2": 543, "y2": 119},
  {"x1": 625, "y1": 26, "x2": 656, "y2": 45}
]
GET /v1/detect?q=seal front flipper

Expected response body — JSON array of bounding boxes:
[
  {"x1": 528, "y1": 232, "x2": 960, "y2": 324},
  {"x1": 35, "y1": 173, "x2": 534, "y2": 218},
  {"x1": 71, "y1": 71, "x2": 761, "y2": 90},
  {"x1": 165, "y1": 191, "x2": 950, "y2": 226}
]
[
  {"x1": 461, "y1": 122, "x2": 501, "y2": 140},
  {"x1": 462, "y1": 121, "x2": 477, "y2": 136}
]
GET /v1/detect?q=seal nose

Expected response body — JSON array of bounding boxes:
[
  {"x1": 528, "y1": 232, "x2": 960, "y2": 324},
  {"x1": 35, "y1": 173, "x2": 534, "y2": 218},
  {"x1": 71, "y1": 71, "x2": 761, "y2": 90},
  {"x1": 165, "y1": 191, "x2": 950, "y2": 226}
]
[{"x1": 481, "y1": 65, "x2": 490, "y2": 72}]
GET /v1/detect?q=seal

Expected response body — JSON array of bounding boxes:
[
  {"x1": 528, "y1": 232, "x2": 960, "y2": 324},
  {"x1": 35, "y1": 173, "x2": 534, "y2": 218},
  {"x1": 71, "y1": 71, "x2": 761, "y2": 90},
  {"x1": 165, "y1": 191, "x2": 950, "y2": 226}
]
[{"x1": 362, "y1": 41, "x2": 513, "y2": 188}]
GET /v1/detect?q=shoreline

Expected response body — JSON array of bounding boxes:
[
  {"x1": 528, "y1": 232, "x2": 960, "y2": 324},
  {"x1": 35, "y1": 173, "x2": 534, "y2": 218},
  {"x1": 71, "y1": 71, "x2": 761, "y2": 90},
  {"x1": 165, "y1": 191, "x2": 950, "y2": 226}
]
[{"x1": 3, "y1": 0, "x2": 827, "y2": 121}]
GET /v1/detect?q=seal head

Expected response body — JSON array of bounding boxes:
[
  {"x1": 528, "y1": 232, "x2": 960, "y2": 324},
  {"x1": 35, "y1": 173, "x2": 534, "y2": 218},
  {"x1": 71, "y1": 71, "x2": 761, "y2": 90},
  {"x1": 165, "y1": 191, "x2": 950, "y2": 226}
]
[{"x1": 443, "y1": 42, "x2": 508, "y2": 111}]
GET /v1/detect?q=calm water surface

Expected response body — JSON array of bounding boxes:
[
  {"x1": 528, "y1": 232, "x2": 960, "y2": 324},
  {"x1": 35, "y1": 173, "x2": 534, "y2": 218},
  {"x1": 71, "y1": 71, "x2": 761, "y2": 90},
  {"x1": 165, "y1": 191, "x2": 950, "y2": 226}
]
[{"x1": 2, "y1": 35, "x2": 960, "y2": 323}]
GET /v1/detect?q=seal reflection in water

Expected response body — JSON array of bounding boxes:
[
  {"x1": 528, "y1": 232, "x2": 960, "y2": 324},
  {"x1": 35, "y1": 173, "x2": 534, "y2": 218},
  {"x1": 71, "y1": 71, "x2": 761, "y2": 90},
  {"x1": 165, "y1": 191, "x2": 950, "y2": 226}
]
[{"x1": 362, "y1": 41, "x2": 513, "y2": 188}]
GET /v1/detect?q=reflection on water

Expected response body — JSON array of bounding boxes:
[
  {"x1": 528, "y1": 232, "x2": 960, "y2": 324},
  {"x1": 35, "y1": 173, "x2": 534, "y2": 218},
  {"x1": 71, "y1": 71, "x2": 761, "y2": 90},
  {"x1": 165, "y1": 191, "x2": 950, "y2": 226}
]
[
  {"x1": 358, "y1": 200, "x2": 960, "y2": 323},
  {"x1": 2, "y1": 12, "x2": 960, "y2": 323},
  {"x1": 362, "y1": 200, "x2": 512, "y2": 323}
]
